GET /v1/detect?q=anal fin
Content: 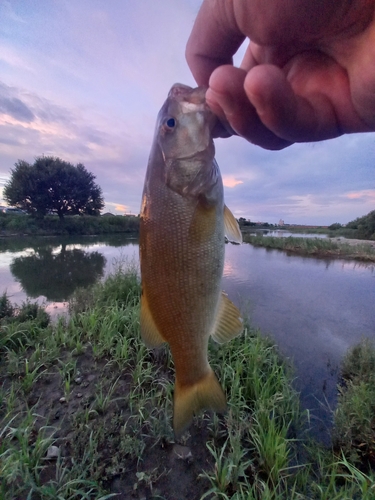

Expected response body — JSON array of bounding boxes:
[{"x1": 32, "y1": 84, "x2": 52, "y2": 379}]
[
  {"x1": 211, "y1": 292, "x2": 243, "y2": 344},
  {"x1": 140, "y1": 290, "x2": 166, "y2": 348},
  {"x1": 224, "y1": 204, "x2": 242, "y2": 244}
]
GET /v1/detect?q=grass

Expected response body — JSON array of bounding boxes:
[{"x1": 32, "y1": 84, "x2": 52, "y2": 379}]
[
  {"x1": 333, "y1": 339, "x2": 375, "y2": 468},
  {"x1": 0, "y1": 212, "x2": 139, "y2": 236},
  {"x1": 242, "y1": 234, "x2": 375, "y2": 262},
  {"x1": 282, "y1": 226, "x2": 362, "y2": 239},
  {"x1": 0, "y1": 264, "x2": 374, "y2": 499}
]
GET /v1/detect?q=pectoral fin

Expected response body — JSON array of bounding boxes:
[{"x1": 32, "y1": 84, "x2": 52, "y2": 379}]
[
  {"x1": 140, "y1": 291, "x2": 166, "y2": 348},
  {"x1": 224, "y1": 205, "x2": 242, "y2": 244},
  {"x1": 211, "y1": 292, "x2": 243, "y2": 344}
]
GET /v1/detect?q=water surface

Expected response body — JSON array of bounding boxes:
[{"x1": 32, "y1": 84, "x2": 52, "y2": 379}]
[
  {"x1": 0, "y1": 235, "x2": 139, "y2": 316},
  {"x1": 222, "y1": 242, "x2": 374, "y2": 441},
  {"x1": 262, "y1": 230, "x2": 328, "y2": 238},
  {"x1": 1, "y1": 234, "x2": 374, "y2": 442}
]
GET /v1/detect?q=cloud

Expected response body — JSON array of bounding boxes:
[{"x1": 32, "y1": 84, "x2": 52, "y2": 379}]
[
  {"x1": 223, "y1": 176, "x2": 244, "y2": 188},
  {"x1": 0, "y1": 81, "x2": 74, "y2": 126},
  {"x1": 0, "y1": 96, "x2": 34, "y2": 122},
  {"x1": 103, "y1": 202, "x2": 130, "y2": 214},
  {"x1": 0, "y1": 1, "x2": 374, "y2": 225},
  {"x1": 345, "y1": 190, "x2": 375, "y2": 201},
  {"x1": 0, "y1": 82, "x2": 36, "y2": 123},
  {"x1": 0, "y1": 81, "x2": 120, "y2": 157},
  {"x1": 0, "y1": 79, "x2": 151, "y2": 214}
]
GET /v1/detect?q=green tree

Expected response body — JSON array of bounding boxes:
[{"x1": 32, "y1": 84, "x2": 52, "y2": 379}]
[
  {"x1": 328, "y1": 222, "x2": 342, "y2": 230},
  {"x1": 3, "y1": 156, "x2": 104, "y2": 220},
  {"x1": 347, "y1": 210, "x2": 375, "y2": 239}
]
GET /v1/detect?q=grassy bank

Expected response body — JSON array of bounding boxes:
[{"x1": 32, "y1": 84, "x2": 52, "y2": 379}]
[
  {"x1": 333, "y1": 338, "x2": 375, "y2": 470},
  {"x1": 239, "y1": 225, "x2": 371, "y2": 241},
  {"x1": 1, "y1": 267, "x2": 374, "y2": 499},
  {"x1": 243, "y1": 234, "x2": 375, "y2": 262},
  {"x1": 0, "y1": 213, "x2": 139, "y2": 237},
  {"x1": 282, "y1": 226, "x2": 363, "y2": 239}
]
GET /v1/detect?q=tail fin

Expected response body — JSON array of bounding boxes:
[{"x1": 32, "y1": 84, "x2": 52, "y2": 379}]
[{"x1": 173, "y1": 368, "x2": 227, "y2": 438}]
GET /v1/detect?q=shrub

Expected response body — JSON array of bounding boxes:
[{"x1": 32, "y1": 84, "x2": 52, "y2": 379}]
[
  {"x1": 328, "y1": 223, "x2": 342, "y2": 230},
  {"x1": 333, "y1": 338, "x2": 375, "y2": 468},
  {"x1": 0, "y1": 292, "x2": 14, "y2": 319}
]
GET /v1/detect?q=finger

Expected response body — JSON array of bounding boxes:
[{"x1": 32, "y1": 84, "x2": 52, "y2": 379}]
[
  {"x1": 239, "y1": 41, "x2": 259, "y2": 71},
  {"x1": 244, "y1": 58, "x2": 372, "y2": 143},
  {"x1": 185, "y1": 0, "x2": 245, "y2": 85},
  {"x1": 244, "y1": 64, "x2": 342, "y2": 142},
  {"x1": 207, "y1": 65, "x2": 292, "y2": 150}
]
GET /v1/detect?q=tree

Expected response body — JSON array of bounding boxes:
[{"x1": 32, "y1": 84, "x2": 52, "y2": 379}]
[
  {"x1": 328, "y1": 223, "x2": 342, "y2": 230},
  {"x1": 347, "y1": 210, "x2": 375, "y2": 239},
  {"x1": 3, "y1": 156, "x2": 104, "y2": 220}
]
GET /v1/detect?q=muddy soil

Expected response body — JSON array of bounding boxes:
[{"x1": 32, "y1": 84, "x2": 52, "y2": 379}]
[{"x1": 0, "y1": 346, "x2": 222, "y2": 500}]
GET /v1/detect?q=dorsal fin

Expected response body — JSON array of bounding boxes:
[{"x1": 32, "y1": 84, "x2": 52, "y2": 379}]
[
  {"x1": 224, "y1": 205, "x2": 242, "y2": 244},
  {"x1": 211, "y1": 292, "x2": 243, "y2": 344}
]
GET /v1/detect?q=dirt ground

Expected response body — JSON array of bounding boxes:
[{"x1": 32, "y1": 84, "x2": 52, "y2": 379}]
[{"x1": 1, "y1": 346, "x2": 223, "y2": 500}]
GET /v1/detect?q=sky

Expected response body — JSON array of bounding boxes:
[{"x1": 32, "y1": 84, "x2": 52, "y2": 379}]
[{"x1": 0, "y1": 0, "x2": 374, "y2": 226}]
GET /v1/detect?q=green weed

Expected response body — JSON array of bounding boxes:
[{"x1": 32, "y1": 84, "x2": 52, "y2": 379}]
[
  {"x1": 333, "y1": 338, "x2": 375, "y2": 467},
  {"x1": 1, "y1": 266, "x2": 374, "y2": 499},
  {"x1": 243, "y1": 234, "x2": 375, "y2": 262},
  {"x1": 0, "y1": 292, "x2": 14, "y2": 319}
]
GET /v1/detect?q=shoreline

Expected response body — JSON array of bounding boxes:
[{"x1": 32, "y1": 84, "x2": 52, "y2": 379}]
[
  {"x1": 242, "y1": 233, "x2": 375, "y2": 262},
  {"x1": 1, "y1": 268, "x2": 374, "y2": 498},
  {"x1": 330, "y1": 236, "x2": 375, "y2": 248}
]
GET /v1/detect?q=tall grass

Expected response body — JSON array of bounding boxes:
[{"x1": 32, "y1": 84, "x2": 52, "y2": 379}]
[
  {"x1": 333, "y1": 339, "x2": 375, "y2": 468},
  {"x1": 0, "y1": 264, "x2": 374, "y2": 499},
  {"x1": 243, "y1": 234, "x2": 375, "y2": 262}
]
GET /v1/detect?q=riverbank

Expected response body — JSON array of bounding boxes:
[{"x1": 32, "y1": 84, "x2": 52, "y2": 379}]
[
  {"x1": 0, "y1": 213, "x2": 140, "y2": 237},
  {"x1": 1, "y1": 267, "x2": 374, "y2": 499},
  {"x1": 242, "y1": 233, "x2": 375, "y2": 262}
]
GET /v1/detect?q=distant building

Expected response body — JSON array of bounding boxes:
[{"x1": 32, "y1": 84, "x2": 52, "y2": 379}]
[{"x1": 278, "y1": 219, "x2": 285, "y2": 226}]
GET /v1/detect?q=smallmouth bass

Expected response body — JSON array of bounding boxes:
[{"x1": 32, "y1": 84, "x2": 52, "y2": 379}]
[{"x1": 140, "y1": 83, "x2": 243, "y2": 437}]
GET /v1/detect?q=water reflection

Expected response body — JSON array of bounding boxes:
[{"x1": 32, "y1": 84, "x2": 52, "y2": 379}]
[
  {"x1": 0, "y1": 234, "x2": 138, "y2": 254},
  {"x1": 0, "y1": 235, "x2": 139, "y2": 308},
  {"x1": 10, "y1": 244, "x2": 106, "y2": 302},
  {"x1": 222, "y1": 242, "x2": 375, "y2": 443},
  {"x1": 1, "y1": 233, "x2": 374, "y2": 443}
]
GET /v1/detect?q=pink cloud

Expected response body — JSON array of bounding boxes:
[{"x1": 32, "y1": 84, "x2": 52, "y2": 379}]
[
  {"x1": 345, "y1": 190, "x2": 375, "y2": 200},
  {"x1": 223, "y1": 176, "x2": 244, "y2": 188}
]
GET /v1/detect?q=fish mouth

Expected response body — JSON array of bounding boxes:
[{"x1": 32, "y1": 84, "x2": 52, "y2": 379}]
[
  {"x1": 168, "y1": 83, "x2": 235, "y2": 138},
  {"x1": 168, "y1": 83, "x2": 207, "y2": 106}
]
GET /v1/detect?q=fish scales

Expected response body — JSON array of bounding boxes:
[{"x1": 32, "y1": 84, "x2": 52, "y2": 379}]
[{"x1": 140, "y1": 83, "x2": 243, "y2": 437}]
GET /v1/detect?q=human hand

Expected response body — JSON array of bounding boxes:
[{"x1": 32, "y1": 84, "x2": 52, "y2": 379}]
[{"x1": 186, "y1": 0, "x2": 375, "y2": 150}]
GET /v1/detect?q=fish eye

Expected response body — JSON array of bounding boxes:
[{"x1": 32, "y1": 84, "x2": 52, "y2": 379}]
[{"x1": 166, "y1": 118, "x2": 175, "y2": 128}]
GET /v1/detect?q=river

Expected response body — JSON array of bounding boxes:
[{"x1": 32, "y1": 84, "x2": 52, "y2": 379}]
[{"x1": 1, "y1": 233, "x2": 374, "y2": 443}]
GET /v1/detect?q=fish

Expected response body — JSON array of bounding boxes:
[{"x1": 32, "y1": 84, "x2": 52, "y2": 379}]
[{"x1": 139, "y1": 83, "x2": 243, "y2": 438}]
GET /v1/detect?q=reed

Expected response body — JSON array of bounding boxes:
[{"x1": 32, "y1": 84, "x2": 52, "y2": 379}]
[
  {"x1": 333, "y1": 338, "x2": 375, "y2": 469},
  {"x1": 243, "y1": 234, "x2": 375, "y2": 262}
]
